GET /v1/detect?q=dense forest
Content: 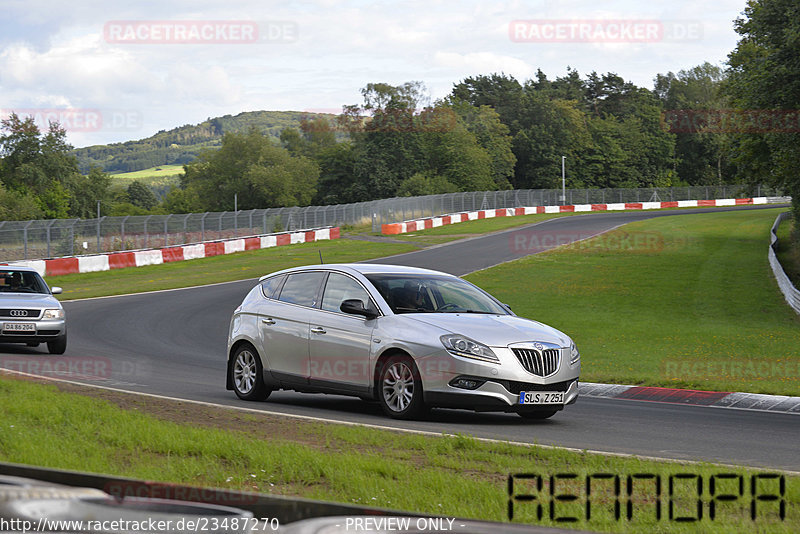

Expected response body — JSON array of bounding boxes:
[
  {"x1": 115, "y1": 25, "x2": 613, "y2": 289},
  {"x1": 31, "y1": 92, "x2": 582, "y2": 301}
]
[{"x1": 1, "y1": 0, "x2": 797, "y2": 229}]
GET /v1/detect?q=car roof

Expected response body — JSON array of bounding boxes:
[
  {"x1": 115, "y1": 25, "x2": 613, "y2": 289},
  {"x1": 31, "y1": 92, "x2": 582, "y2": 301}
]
[
  {"x1": 0, "y1": 265, "x2": 39, "y2": 273},
  {"x1": 257, "y1": 263, "x2": 455, "y2": 282}
]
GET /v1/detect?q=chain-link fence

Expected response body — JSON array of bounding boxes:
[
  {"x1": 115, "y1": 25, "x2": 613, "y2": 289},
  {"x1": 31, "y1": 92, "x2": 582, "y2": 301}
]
[{"x1": 0, "y1": 184, "x2": 785, "y2": 261}]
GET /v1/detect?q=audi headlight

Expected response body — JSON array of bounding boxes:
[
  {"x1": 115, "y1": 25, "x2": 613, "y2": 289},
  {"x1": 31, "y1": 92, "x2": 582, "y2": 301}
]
[
  {"x1": 42, "y1": 309, "x2": 64, "y2": 319},
  {"x1": 440, "y1": 334, "x2": 499, "y2": 363},
  {"x1": 569, "y1": 341, "x2": 580, "y2": 365}
]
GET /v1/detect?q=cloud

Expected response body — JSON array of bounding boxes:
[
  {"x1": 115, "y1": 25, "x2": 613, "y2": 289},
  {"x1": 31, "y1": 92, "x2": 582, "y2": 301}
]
[
  {"x1": 433, "y1": 51, "x2": 536, "y2": 80},
  {"x1": 0, "y1": 0, "x2": 748, "y2": 146}
]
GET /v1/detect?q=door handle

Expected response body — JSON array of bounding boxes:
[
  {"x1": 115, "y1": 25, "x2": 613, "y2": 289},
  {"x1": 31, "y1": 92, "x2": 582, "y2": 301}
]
[
  {"x1": 311, "y1": 326, "x2": 326, "y2": 334},
  {"x1": 262, "y1": 318, "x2": 276, "y2": 325}
]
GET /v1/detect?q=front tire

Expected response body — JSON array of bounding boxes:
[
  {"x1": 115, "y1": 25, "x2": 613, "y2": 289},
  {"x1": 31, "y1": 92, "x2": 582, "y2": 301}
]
[
  {"x1": 47, "y1": 334, "x2": 67, "y2": 355},
  {"x1": 518, "y1": 409, "x2": 558, "y2": 420},
  {"x1": 230, "y1": 345, "x2": 270, "y2": 401},
  {"x1": 378, "y1": 355, "x2": 426, "y2": 419}
]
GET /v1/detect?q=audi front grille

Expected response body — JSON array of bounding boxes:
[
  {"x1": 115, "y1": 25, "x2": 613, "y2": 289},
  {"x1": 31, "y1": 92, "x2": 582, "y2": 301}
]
[{"x1": 0, "y1": 309, "x2": 40, "y2": 319}]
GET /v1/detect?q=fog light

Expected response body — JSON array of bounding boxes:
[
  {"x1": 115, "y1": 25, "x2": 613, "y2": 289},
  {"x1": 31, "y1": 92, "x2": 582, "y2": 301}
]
[{"x1": 450, "y1": 377, "x2": 484, "y2": 390}]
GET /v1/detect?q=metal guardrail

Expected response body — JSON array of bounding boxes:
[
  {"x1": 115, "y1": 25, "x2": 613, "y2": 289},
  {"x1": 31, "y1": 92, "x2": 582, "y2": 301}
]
[
  {"x1": 0, "y1": 462, "x2": 585, "y2": 533},
  {"x1": 768, "y1": 211, "x2": 800, "y2": 315},
  {"x1": 0, "y1": 185, "x2": 784, "y2": 261}
]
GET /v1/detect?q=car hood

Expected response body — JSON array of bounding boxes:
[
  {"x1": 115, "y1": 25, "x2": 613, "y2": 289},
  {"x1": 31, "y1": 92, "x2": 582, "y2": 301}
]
[
  {"x1": 0, "y1": 293, "x2": 61, "y2": 309},
  {"x1": 404, "y1": 313, "x2": 569, "y2": 347}
]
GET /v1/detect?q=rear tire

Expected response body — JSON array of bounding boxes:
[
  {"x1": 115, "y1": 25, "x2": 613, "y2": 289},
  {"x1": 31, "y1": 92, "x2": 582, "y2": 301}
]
[
  {"x1": 47, "y1": 334, "x2": 67, "y2": 355},
  {"x1": 518, "y1": 409, "x2": 558, "y2": 420},
  {"x1": 377, "y1": 355, "x2": 426, "y2": 420},
  {"x1": 230, "y1": 344, "x2": 270, "y2": 401}
]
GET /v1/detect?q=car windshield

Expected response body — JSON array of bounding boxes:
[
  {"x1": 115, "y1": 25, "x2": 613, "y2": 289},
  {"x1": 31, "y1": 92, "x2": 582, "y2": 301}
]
[
  {"x1": 0, "y1": 270, "x2": 50, "y2": 294},
  {"x1": 364, "y1": 273, "x2": 509, "y2": 315}
]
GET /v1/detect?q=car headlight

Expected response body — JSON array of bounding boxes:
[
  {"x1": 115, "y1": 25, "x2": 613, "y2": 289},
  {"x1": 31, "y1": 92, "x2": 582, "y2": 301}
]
[
  {"x1": 569, "y1": 341, "x2": 580, "y2": 365},
  {"x1": 440, "y1": 334, "x2": 499, "y2": 363},
  {"x1": 42, "y1": 309, "x2": 64, "y2": 319}
]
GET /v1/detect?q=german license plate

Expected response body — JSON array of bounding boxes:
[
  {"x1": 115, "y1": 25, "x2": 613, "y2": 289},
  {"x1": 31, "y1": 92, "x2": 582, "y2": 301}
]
[
  {"x1": 2, "y1": 322, "x2": 36, "y2": 333},
  {"x1": 519, "y1": 391, "x2": 564, "y2": 405}
]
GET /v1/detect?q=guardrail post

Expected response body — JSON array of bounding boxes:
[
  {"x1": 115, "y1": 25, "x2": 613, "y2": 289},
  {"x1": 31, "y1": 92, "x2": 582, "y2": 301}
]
[
  {"x1": 144, "y1": 215, "x2": 152, "y2": 248},
  {"x1": 121, "y1": 216, "x2": 129, "y2": 250},
  {"x1": 23, "y1": 221, "x2": 32, "y2": 260},
  {"x1": 46, "y1": 220, "x2": 56, "y2": 258},
  {"x1": 69, "y1": 221, "x2": 76, "y2": 256},
  {"x1": 164, "y1": 214, "x2": 171, "y2": 247}
]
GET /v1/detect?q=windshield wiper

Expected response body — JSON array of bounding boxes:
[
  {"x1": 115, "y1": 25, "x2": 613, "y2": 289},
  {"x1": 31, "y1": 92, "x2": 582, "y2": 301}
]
[{"x1": 439, "y1": 309, "x2": 496, "y2": 314}]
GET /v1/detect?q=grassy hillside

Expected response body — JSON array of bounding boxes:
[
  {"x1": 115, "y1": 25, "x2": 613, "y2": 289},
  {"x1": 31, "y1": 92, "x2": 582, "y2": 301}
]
[
  {"x1": 109, "y1": 164, "x2": 184, "y2": 197},
  {"x1": 75, "y1": 110, "x2": 337, "y2": 174}
]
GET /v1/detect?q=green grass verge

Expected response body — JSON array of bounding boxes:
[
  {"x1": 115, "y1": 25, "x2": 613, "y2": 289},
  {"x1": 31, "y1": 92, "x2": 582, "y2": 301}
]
[
  {"x1": 49, "y1": 212, "x2": 581, "y2": 300},
  {"x1": 0, "y1": 376, "x2": 796, "y2": 533},
  {"x1": 52, "y1": 239, "x2": 416, "y2": 300},
  {"x1": 775, "y1": 216, "x2": 800, "y2": 287},
  {"x1": 467, "y1": 208, "x2": 800, "y2": 395}
]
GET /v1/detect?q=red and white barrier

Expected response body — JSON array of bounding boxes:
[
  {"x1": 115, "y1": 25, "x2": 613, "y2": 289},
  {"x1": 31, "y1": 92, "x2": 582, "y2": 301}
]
[
  {"x1": 381, "y1": 197, "x2": 770, "y2": 235},
  {"x1": 11, "y1": 227, "x2": 340, "y2": 277}
]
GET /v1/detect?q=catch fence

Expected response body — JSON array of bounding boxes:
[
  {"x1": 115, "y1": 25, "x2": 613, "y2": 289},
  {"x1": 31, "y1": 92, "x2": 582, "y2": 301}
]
[{"x1": 0, "y1": 184, "x2": 784, "y2": 261}]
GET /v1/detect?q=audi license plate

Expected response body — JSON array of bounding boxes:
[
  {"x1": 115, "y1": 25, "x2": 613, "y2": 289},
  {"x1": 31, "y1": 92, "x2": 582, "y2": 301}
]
[
  {"x1": 519, "y1": 391, "x2": 564, "y2": 405},
  {"x1": 2, "y1": 322, "x2": 36, "y2": 333}
]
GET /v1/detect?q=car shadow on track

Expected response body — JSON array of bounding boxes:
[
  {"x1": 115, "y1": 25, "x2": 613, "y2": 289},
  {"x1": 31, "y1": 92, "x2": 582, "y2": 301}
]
[
  {"x1": 0, "y1": 344, "x2": 54, "y2": 356},
  {"x1": 251, "y1": 392, "x2": 560, "y2": 426}
]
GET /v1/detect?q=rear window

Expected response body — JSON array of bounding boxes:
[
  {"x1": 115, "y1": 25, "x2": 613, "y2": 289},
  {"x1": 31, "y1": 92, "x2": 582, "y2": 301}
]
[
  {"x1": 276, "y1": 272, "x2": 325, "y2": 307},
  {"x1": 0, "y1": 270, "x2": 49, "y2": 294},
  {"x1": 260, "y1": 274, "x2": 286, "y2": 299}
]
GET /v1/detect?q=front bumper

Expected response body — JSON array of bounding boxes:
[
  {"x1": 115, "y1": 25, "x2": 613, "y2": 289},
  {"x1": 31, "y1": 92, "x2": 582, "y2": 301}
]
[
  {"x1": 425, "y1": 378, "x2": 579, "y2": 412},
  {"x1": 417, "y1": 346, "x2": 580, "y2": 412},
  {"x1": 0, "y1": 319, "x2": 66, "y2": 344}
]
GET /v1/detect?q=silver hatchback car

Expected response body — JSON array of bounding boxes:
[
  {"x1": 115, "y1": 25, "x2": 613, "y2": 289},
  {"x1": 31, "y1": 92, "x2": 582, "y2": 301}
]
[
  {"x1": 226, "y1": 264, "x2": 579, "y2": 420},
  {"x1": 0, "y1": 266, "x2": 67, "y2": 354}
]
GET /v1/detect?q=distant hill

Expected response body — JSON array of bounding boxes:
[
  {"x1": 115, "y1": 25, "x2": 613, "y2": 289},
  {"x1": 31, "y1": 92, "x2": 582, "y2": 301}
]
[{"x1": 74, "y1": 110, "x2": 336, "y2": 174}]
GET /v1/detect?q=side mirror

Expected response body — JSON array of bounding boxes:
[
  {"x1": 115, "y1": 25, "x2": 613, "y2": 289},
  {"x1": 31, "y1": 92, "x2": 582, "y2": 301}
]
[
  {"x1": 51, "y1": 287, "x2": 63, "y2": 295},
  {"x1": 340, "y1": 299, "x2": 378, "y2": 319}
]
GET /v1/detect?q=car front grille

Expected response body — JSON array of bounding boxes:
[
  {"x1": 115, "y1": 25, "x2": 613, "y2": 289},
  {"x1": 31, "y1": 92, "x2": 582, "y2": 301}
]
[
  {"x1": 512, "y1": 347, "x2": 560, "y2": 377},
  {"x1": 0, "y1": 309, "x2": 40, "y2": 319}
]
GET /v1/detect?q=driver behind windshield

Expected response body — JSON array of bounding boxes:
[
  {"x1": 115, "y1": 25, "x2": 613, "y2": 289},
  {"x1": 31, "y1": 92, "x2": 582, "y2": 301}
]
[
  {"x1": 8, "y1": 272, "x2": 23, "y2": 290},
  {"x1": 0, "y1": 271, "x2": 47, "y2": 293}
]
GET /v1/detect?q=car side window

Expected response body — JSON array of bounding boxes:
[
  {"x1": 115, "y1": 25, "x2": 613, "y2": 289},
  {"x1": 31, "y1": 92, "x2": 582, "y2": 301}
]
[
  {"x1": 320, "y1": 273, "x2": 372, "y2": 314},
  {"x1": 260, "y1": 274, "x2": 285, "y2": 299},
  {"x1": 276, "y1": 272, "x2": 325, "y2": 307}
]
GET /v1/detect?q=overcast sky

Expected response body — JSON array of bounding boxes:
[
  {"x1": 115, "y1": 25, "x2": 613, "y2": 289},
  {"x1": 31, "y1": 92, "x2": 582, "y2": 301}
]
[{"x1": 1, "y1": 0, "x2": 747, "y2": 148}]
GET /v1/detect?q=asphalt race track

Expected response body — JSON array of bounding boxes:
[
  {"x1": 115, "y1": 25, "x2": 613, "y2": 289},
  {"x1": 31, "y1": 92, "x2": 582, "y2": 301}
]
[{"x1": 6, "y1": 205, "x2": 800, "y2": 471}]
